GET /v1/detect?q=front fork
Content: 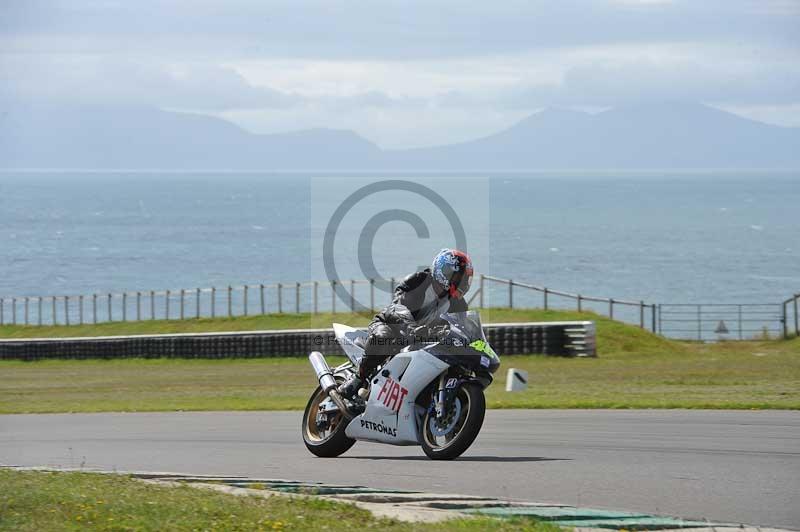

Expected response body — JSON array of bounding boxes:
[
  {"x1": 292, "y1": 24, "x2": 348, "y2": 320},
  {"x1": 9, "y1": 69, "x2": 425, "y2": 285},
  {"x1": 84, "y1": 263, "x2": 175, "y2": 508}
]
[
  {"x1": 434, "y1": 373, "x2": 447, "y2": 419},
  {"x1": 434, "y1": 371, "x2": 457, "y2": 421}
]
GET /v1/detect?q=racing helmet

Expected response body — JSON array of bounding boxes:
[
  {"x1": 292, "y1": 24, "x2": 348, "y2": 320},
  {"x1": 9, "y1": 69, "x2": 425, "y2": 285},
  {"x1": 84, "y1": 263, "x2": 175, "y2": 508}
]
[{"x1": 431, "y1": 248, "x2": 473, "y2": 298}]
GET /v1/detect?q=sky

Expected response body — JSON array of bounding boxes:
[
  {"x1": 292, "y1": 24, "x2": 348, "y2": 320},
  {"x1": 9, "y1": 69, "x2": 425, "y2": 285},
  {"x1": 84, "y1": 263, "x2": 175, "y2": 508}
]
[{"x1": 1, "y1": 0, "x2": 799, "y2": 149}]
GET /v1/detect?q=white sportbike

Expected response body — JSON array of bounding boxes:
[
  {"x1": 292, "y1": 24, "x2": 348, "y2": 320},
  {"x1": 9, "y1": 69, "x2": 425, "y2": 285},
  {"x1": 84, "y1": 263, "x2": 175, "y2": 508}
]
[{"x1": 302, "y1": 311, "x2": 500, "y2": 460}]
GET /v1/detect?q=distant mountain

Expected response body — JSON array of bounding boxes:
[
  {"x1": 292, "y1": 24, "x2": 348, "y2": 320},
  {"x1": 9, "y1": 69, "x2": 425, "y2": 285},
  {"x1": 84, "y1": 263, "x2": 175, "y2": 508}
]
[
  {"x1": 391, "y1": 102, "x2": 800, "y2": 169},
  {"x1": 1, "y1": 101, "x2": 798, "y2": 170},
  {"x1": 0, "y1": 104, "x2": 382, "y2": 170}
]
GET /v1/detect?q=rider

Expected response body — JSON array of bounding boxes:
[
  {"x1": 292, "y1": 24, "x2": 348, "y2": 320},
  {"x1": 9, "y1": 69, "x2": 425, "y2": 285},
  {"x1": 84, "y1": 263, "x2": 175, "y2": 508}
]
[{"x1": 338, "y1": 248, "x2": 474, "y2": 400}]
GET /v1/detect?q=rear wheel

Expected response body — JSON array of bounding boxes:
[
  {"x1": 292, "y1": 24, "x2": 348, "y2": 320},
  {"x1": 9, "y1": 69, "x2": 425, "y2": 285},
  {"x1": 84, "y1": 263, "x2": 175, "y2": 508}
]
[
  {"x1": 302, "y1": 385, "x2": 355, "y2": 458},
  {"x1": 421, "y1": 383, "x2": 485, "y2": 460}
]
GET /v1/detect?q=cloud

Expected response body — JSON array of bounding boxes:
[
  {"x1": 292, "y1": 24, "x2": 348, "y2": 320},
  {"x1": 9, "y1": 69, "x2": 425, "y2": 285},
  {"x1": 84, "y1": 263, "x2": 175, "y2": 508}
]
[
  {"x1": 0, "y1": 54, "x2": 425, "y2": 114},
  {"x1": 429, "y1": 44, "x2": 800, "y2": 109},
  {"x1": 2, "y1": 0, "x2": 798, "y2": 147},
  {"x1": 1, "y1": 1, "x2": 797, "y2": 60},
  {"x1": 0, "y1": 56, "x2": 302, "y2": 110},
  {"x1": 511, "y1": 60, "x2": 800, "y2": 108}
]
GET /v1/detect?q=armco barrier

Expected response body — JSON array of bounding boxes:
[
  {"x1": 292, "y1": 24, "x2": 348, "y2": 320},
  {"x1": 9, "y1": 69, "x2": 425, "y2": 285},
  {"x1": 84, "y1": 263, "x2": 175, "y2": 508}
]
[{"x1": 0, "y1": 321, "x2": 596, "y2": 361}]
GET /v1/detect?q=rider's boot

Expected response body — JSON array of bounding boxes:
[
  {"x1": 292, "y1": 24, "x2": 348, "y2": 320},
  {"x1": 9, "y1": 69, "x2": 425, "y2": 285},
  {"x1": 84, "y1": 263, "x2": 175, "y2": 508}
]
[
  {"x1": 337, "y1": 374, "x2": 362, "y2": 400},
  {"x1": 335, "y1": 375, "x2": 366, "y2": 415}
]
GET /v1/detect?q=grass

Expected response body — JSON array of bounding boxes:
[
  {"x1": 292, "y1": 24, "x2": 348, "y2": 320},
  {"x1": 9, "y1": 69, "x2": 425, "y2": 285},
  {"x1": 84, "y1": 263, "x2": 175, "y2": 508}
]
[
  {"x1": 0, "y1": 469, "x2": 559, "y2": 531},
  {"x1": 1, "y1": 309, "x2": 799, "y2": 413},
  {"x1": 0, "y1": 312, "x2": 378, "y2": 338},
  {"x1": 0, "y1": 307, "x2": 697, "y2": 338}
]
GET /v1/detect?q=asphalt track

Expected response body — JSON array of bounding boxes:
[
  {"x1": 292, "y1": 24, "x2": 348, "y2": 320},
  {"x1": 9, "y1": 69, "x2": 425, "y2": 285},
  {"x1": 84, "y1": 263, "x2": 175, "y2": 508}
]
[{"x1": 2, "y1": 410, "x2": 798, "y2": 529}]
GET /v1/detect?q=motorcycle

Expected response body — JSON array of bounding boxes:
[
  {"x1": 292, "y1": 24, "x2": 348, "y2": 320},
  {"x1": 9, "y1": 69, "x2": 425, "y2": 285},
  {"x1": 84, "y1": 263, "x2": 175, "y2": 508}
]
[{"x1": 302, "y1": 311, "x2": 500, "y2": 460}]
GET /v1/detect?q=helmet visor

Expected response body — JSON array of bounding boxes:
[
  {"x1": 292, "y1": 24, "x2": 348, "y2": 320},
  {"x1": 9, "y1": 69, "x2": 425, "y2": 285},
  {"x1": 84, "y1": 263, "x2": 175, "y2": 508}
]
[{"x1": 452, "y1": 268, "x2": 473, "y2": 297}]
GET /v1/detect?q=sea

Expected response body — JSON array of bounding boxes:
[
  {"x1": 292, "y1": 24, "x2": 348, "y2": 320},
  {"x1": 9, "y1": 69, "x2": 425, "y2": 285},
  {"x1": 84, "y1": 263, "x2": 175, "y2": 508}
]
[{"x1": 0, "y1": 171, "x2": 798, "y2": 317}]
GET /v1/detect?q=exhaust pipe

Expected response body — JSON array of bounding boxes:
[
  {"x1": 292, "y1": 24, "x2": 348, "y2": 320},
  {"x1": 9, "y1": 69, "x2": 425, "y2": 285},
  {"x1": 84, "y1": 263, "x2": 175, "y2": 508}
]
[
  {"x1": 310, "y1": 351, "x2": 337, "y2": 392},
  {"x1": 309, "y1": 351, "x2": 353, "y2": 419}
]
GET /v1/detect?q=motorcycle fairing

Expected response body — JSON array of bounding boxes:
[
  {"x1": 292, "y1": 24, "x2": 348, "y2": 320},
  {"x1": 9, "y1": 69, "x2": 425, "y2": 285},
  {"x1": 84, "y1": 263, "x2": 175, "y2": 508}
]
[
  {"x1": 345, "y1": 350, "x2": 449, "y2": 445},
  {"x1": 332, "y1": 323, "x2": 367, "y2": 366}
]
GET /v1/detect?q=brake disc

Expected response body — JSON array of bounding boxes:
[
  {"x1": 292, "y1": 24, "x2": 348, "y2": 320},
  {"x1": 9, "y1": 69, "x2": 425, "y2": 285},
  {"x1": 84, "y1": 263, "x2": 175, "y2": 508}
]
[{"x1": 429, "y1": 397, "x2": 462, "y2": 437}]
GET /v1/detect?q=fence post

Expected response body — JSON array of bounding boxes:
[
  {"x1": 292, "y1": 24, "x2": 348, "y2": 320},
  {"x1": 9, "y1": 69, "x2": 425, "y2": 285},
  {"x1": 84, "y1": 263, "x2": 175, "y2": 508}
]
[
  {"x1": 227, "y1": 286, "x2": 232, "y2": 317},
  {"x1": 196, "y1": 288, "x2": 201, "y2": 319},
  {"x1": 543, "y1": 287, "x2": 548, "y2": 310},
  {"x1": 479, "y1": 274, "x2": 485, "y2": 308},
  {"x1": 350, "y1": 280, "x2": 355, "y2": 313},
  {"x1": 277, "y1": 284, "x2": 282, "y2": 313},
  {"x1": 639, "y1": 300, "x2": 644, "y2": 329},
  {"x1": 166, "y1": 290, "x2": 171, "y2": 319},
  {"x1": 331, "y1": 281, "x2": 336, "y2": 313},
  {"x1": 313, "y1": 281, "x2": 318, "y2": 315},
  {"x1": 122, "y1": 293, "x2": 127, "y2": 322},
  {"x1": 136, "y1": 292, "x2": 141, "y2": 321},
  {"x1": 370, "y1": 279, "x2": 375, "y2": 312},
  {"x1": 738, "y1": 304, "x2": 743, "y2": 340},
  {"x1": 12, "y1": 298, "x2": 17, "y2": 325},
  {"x1": 651, "y1": 304, "x2": 656, "y2": 332},
  {"x1": 260, "y1": 284, "x2": 265, "y2": 315},
  {"x1": 107, "y1": 294, "x2": 112, "y2": 322},
  {"x1": 608, "y1": 298, "x2": 614, "y2": 320},
  {"x1": 794, "y1": 294, "x2": 799, "y2": 336},
  {"x1": 782, "y1": 301, "x2": 788, "y2": 339},
  {"x1": 78, "y1": 295, "x2": 83, "y2": 325},
  {"x1": 150, "y1": 291, "x2": 155, "y2": 320},
  {"x1": 508, "y1": 279, "x2": 513, "y2": 308},
  {"x1": 93, "y1": 294, "x2": 97, "y2": 324},
  {"x1": 577, "y1": 295, "x2": 582, "y2": 312},
  {"x1": 658, "y1": 304, "x2": 662, "y2": 334},
  {"x1": 38, "y1": 297, "x2": 43, "y2": 326},
  {"x1": 0, "y1": 298, "x2": 3, "y2": 326},
  {"x1": 24, "y1": 297, "x2": 29, "y2": 325},
  {"x1": 211, "y1": 288, "x2": 216, "y2": 318},
  {"x1": 52, "y1": 296, "x2": 57, "y2": 325},
  {"x1": 243, "y1": 286, "x2": 249, "y2": 316},
  {"x1": 64, "y1": 296, "x2": 69, "y2": 326},
  {"x1": 180, "y1": 289, "x2": 186, "y2": 320},
  {"x1": 697, "y1": 304, "x2": 702, "y2": 341},
  {"x1": 296, "y1": 282, "x2": 300, "y2": 314}
]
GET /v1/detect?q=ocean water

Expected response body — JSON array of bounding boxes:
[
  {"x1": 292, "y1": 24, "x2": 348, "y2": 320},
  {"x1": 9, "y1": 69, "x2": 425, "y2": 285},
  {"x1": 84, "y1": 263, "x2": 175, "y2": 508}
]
[{"x1": 0, "y1": 172, "x2": 797, "y2": 316}]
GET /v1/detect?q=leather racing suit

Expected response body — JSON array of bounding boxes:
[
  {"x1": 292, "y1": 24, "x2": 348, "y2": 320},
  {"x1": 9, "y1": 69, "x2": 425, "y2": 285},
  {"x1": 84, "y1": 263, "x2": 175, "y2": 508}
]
[{"x1": 359, "y1": 268, "x2": 468, "y2": 379}]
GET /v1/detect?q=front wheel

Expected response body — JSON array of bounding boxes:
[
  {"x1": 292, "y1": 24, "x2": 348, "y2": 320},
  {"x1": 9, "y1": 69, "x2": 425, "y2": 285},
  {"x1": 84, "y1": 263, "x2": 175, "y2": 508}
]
[
  {"x1": 302, "y1": 385, "x2": 355, "y2": 458},
  {"x1": 421, "y1": 383, "x2": 485, "y2": 460}
]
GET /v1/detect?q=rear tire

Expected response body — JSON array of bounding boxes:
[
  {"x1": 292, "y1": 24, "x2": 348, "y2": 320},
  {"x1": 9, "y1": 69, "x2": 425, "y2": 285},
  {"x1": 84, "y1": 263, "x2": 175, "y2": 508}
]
[
  {"x1": 302, "y1": 385, "x2": 356, "y2": 458},
  {"x1": 421, "y1": 383, "x2": 485, "y2": 460}
]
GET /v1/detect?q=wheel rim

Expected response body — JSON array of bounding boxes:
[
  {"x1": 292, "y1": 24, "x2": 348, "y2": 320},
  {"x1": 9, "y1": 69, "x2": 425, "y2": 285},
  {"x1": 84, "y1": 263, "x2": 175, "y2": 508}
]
[
  {"x1": 305, "y1": 388, "x2": 345, "y2": 444},
  {"x1": 423, "y1": 387, "x2": 471, "y2": 450}
]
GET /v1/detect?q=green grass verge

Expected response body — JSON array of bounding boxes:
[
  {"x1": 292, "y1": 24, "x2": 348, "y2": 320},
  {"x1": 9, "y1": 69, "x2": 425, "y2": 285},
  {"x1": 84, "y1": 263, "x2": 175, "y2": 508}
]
[
  {"x1": 0, "y1": 307, "x2": 709, "y2": 339},
  {"x1": 0, "y1": 469, "x2": 559, "y2": 531},
  {"x1": 0, "y1": 312, "x2": 379, "y2": 338},
  {"x1": 1, "y1": 309, "x2": 798, "y2": 413}
]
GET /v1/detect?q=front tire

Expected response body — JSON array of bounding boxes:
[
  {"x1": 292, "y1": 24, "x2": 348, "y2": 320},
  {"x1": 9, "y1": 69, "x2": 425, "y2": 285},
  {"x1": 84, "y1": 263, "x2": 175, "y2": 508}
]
[
  {"x1": 421, "y1": 383, "x2": 485, "y2": 460},
  {"x1": 302, "y1": 385, "x2": 355, "y2": 458}
]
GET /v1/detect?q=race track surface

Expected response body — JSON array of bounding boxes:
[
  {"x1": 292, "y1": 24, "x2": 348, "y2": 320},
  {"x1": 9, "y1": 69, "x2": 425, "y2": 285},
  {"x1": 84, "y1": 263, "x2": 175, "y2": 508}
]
[{"x1": 2, "y1": 410, "x2": 798, "y2": 529}]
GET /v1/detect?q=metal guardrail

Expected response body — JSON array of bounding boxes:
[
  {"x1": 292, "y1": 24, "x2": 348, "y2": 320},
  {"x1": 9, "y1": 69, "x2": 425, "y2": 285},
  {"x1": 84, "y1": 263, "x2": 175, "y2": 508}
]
[
  {"x1": 657, "y1": 303, "x2": 785, "y2": 341},
  {"x1": 782, "y1": 293, "x2": 800, "y2": 339},
  {"x1": 477, "y1": 275, "x2": 656, "y2": 331},
  {"x1": 0, "y1": 275, "x2": 651, "y2": 329},
  {"x1": 0, "y1": 279, "x2": 399, "y2": 327},
  {"x1": 0, "y1": 276, "x2": 796, "y2": 341}
]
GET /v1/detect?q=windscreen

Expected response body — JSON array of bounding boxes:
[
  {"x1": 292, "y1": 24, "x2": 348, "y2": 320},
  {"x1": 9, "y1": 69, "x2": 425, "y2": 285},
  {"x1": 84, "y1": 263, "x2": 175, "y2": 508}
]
[{"x1": 441, "y1": 310, "x2": 486, "y2": 342}]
